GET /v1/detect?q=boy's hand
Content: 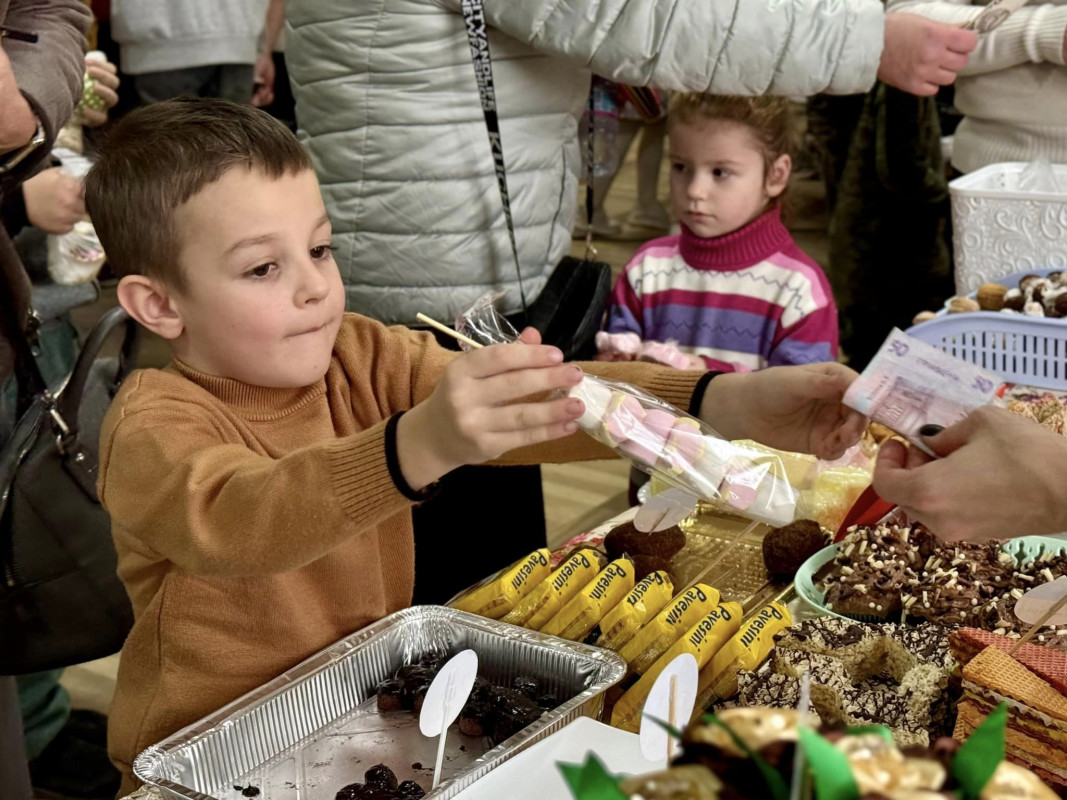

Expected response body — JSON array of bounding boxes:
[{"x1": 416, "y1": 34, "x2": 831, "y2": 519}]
[
  {"x1": 700, "y1": 363, "x2": 866, "y2": 460},
  {"x1": 396, "y1": 328, "x2": 585, "y2": 490}
]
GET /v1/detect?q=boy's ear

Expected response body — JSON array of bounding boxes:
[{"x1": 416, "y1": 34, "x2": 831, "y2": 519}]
[
  {"x1": 116, "y1": 275, "x2": 185, "y2": 340},
  {"x1": 765, "y1": 154, "x2": 791, "y2": 199}
]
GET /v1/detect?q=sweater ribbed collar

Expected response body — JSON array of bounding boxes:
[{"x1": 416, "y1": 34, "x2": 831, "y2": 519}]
[
  {"x1": 678, "y1": 205, "x2": 791, "y2": 271},
  {"x1": 171, "y1": 359, "x2": 326, "y2": 418}
]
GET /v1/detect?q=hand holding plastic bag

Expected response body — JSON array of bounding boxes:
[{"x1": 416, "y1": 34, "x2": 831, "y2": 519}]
[{"x1": 455, "y1": 295, "x2": 800, "y2": 526}]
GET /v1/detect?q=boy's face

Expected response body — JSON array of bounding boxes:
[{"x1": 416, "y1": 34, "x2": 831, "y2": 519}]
[
  {"x1": 668, "y1": 119, "x2": 789, "y2": 239},
  {"x1": 168, "y1": 166, "x2": 345, "y2": 388}
]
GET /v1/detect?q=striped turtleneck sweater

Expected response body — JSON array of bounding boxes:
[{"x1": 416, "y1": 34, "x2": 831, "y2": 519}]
[{"x1": 606, "y1": 206, "x2": 839, "y2": 373}]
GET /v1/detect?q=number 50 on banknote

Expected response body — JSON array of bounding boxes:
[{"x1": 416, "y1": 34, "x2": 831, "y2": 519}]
[{"x1": 843, "y1": 328, "x2": 1003, "y2": 456}]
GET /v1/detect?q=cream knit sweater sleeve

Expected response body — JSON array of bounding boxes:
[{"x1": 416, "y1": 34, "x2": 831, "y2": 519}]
[{"x1": 888, "y1": 0, "x2": 1067, "y2": 74}]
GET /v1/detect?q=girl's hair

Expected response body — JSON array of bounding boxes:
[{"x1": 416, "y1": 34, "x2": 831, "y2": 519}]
[{"x1": 668, "y1": 94, "x2": 795, "y2": 175}]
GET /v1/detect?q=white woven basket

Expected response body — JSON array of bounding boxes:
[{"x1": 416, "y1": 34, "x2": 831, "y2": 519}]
[{"x1": 950, "y1": 162, "x2": 1067, "y2": 293}]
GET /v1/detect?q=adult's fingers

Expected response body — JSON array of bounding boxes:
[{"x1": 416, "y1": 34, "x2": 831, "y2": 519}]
[
  {"x1": 919, "y1": 413, "x2": 981, "y2": 457},
  {"x1": 940, "y1": 49, "x2": 969, "y2": 72},
  {"x1": 88, "y1": 63, "x2": 120, "y2": 89},
  {"x1": 872, "y1": 439, "x2": 922, "y2": 505},
  {"x1": 931, "y1": 67, "x2": 960, "y2": 87},
  {"x1": 92, "y1": 83, "x2": 120, "y2": 109},
  {"x1": 81, "y1": 108, "x2": 107, "y2": 128},
  {"x1": 944, "y1": 25, "x2": 978, "y2": 54},
  {"x1": 478, "y1": 364, "x2": 582, "y2": 405},
  {"x1": 813, "y1": 409, "x2": 868, "y2": 460}
]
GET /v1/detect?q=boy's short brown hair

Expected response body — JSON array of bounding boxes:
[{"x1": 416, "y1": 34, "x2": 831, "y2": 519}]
[
  {"x1": 668, "y1": 94, "x2": 794, "y2": 175},
  {"x1": 85, "y1": 97, "x2": 312, "y2": 291}
]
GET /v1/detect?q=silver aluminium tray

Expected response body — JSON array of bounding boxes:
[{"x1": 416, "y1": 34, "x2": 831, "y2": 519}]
[{"x1": 133, "y1": 606, "x2": 626, "y2": 800}]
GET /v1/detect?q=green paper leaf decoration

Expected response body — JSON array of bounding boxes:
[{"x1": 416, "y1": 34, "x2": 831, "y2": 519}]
[
  {"x1": 843, "y1": 724, "x2": 894, "y2": 744},
  {"x1": 560, "y1": 753, "x2": 629, "y2": 800},
  {"x1": 701, "y1": 714, "x2": 789, "y2": 800},
  {"x1": 797, "y1": 728, "x2": 860, "y2": 800},
  {"x1": 644, "y1": 713, "x2": 684, "y2": 742},
  {"x1": 952, "y1": 702, "x2": 1008, "y2": 800}
]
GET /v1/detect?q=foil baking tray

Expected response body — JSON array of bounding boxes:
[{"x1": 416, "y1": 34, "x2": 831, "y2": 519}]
[{"x1": 133, "y1": 606, "x2": 626, "y2": 800}]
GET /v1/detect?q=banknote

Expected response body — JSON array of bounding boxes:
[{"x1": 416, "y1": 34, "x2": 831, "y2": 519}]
[
  {"x1": 844, "y1": 328, "x2": 1002, "y2": 456},
  {"x1": 962, "y1": 0, "x2": 1029, "y2": 33}
]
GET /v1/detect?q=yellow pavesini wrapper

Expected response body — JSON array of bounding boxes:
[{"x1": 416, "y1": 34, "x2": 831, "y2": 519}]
[
  {"x1": 596, "y1": 571, "x2": 674, "y2": 652},
  {"x1": 450, "y1": 548, "x2": 551, "y2": 619},
  {"x1": 618, "y1": 584, "x2": 721, "y2": 675},
  {"x1": 611, "y1": 601, "x2": 743, "y2": 732},
  {"x1": 501, "y1": 549, "x2": 602, "y2": 630},
  {"x1": 541, "y1": 559, "x2": 635, "y2": 640},
  {"x1": 695, "y1": 602, "x2": 792, "y2": 711}
]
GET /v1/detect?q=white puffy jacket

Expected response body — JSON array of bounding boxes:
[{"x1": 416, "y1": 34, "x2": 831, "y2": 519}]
[{"x1": 287, "y1": 0, "x2": 885, "y2": 326}]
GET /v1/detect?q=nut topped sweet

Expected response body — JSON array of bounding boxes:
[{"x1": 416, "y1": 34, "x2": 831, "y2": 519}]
[{"x1": 818, "y1": 523, "x2": 1067, "y2": 649}]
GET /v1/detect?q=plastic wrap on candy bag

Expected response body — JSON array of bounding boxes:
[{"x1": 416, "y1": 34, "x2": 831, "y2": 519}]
[{"x1": 455, "y1": 294, "x2": 800, "y2": 527}]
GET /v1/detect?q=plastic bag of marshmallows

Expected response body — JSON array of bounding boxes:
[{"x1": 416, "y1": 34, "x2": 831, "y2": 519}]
[{"x1": 455, "y1": 294, "x2": 799, "y2": 526}]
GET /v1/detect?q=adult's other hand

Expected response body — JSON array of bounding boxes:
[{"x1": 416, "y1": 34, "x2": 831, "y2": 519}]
[
  {"x1": 878, "y1": 13, "x2": 977, "y2": 96},
  {"x1": 873, "y1": 406, "x2": 1067, "y2": 541}
]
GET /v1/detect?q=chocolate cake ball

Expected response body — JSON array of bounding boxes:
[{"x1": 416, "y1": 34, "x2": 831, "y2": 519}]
[
  {"x1": 761, "y1": 519, "x2": 828, "y2": 578},
  {"x1": 375, "y1": 679, "x2": 405, "y2": 712},
  {"x1": 364, "y1": 765, "x2": 398, "y2": 791},
  {"x1": 605, "y1": 521, "x2": 686, "y2": 561}
]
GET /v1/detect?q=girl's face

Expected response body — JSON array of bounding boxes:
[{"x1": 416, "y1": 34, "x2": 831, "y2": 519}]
[{"x1": 668, "y1": 119, "x2": 790, "y2": 239}]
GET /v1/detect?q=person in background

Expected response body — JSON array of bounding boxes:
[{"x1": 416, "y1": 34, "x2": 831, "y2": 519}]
[
  {"x1": 604, "y1": 95, "x2": 838, "y2": 373},
  {"x1": 873, "y1": 407, "x2": 1067, "y2": 542},
  {"x1": 110, "y1": 0, "x2": 268, "y2": 105},
  {"x1": 889, "y1": 0, "x2": 1067, "y2": 174},
  {"x1": 0, "y1": 5, "x2": 99, "y2": 800},
  {"x1": 251, "y1": 0, "x2": 295, "y2": 131},
  {"x1": 3, "y1": 35, "x2": 123, "y2": 800}
]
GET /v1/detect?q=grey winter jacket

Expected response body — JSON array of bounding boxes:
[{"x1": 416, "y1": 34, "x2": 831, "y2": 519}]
[{"x1": 287, "y1": 0, "x2": 886, "y2": 326}]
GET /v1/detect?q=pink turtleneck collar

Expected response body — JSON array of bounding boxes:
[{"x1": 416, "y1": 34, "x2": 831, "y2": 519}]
[{"x1": 678, "y1": 205, "x2": 791, "y2": 271}]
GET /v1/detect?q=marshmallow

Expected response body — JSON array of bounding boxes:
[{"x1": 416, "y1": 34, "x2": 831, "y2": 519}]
[
  {"x1": 662, "y1": 417, "x2": 706, "y2": 474},
  {"x1": 721, "y1": 462, "x2": 767, "y2": 511},
  {"x1": 685, "y1": 437, "x2": 736, "y2": 501},
  {"x1": 603, "y1": 392, "x2": 646, "y2": 446},
  {"x1": 568, "y1": 377, "x2": 613, "y2": 431},
  {"x1": 617, "y1": 408, "x2": 675, "y2": 467}
]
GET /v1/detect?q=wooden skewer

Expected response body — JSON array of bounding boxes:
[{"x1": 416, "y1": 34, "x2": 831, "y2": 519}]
[
  {"x1": 415, "y1": 313, "x2": 484, "y2": 350},
  {"x1": 1010, "y1": 591, "x2": 1067, "y2": 655},
  {"x1": 667, "y1": 674, "x2": 678, "y2": 763}
]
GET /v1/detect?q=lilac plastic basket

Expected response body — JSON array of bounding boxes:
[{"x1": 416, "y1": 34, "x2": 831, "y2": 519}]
[{"x1": 907, "y1": 269, "x2": 1067, "y2": 390}]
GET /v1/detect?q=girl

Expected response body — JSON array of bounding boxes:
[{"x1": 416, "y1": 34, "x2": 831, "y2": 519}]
[{"x1": 603, "y1": 94, "x2": 838, "y2": 373}]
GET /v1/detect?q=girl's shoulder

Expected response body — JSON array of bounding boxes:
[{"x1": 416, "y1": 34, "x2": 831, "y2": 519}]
[{"x1": 626, "y1": 233, "x2": 683, "y2": 269}]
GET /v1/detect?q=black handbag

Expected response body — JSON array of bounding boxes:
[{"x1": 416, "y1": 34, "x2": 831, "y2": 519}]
[
  {"x1": 462, "y1": 0, "x2": 612, "y2": 361},
  {"x1": 0, "y1": 295, "x2": 139, "y2": 675}
]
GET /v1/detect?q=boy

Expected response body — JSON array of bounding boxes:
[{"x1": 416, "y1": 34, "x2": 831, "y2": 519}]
[{"x1": 85, "y1": 98, "x2": 863, "y2": 792}]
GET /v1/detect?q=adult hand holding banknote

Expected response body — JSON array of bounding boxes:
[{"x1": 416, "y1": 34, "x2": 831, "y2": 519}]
[
  {"x1": 874, "y1": 406, "x2": 1067, "y2": 541},
  {"x1": 856, "y1": 328, "x2": 1067, "y2": 540}
]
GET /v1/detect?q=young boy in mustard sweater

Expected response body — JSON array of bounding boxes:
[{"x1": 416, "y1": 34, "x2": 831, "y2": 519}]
[{"x1": 85, "y1": 98, "x2": 863, "y2": 792}]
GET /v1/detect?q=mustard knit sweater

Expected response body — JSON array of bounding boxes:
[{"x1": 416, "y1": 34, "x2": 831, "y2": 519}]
[{"x1": 100, "y1": 313, "x2": 704, "y2": 792}]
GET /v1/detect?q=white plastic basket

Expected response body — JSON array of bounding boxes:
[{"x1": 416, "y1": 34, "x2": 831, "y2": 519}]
[
  {"x1": 950, "y1": 162, "x2": 1067, "y2": 293},
  {"x1": 909, "y1": 269, "x2": 1067, "y2": 390}
]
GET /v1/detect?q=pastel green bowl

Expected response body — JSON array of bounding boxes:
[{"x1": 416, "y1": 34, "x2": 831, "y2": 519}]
[{"x1": 794, "y1": 535, "x2": 1067, "y2": 623}]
